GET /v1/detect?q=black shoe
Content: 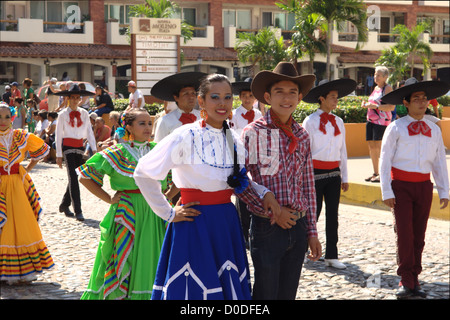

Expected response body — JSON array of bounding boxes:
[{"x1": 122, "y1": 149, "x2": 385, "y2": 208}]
[
  {"x1": 59, "y1": 204, "x2": 74, "y2": 217},
  {"x1": 413, "y1": 286, "x2": 427, "y2": 298},
  {"x1": 396, "y1": 286, "x2": 414, "y2": 299},
  {"x1": 75, "y1": 212, "x2": 85, "y2": 221}
]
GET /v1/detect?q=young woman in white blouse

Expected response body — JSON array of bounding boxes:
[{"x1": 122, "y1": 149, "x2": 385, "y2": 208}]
[
  {"x1": 134, "y1": 74, "x2": 280, "y2": 300},
  {"x1": 302, "y1": 78, "x2": 356, "y2": 270},
  {"x1": 380, "y1": 77, "x2": 449, "y2": 299}
]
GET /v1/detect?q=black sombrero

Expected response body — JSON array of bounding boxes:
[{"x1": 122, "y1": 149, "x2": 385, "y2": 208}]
[
  {"x1": 302, "y1": 78, "x2": 357, "y2": 103},
  {"x1": 251, "y1": 62, "x2": 315, "y2": 105},
  {"x1": 232, "y1": 77, "x2": 253, "y2": 95},
  {"x1": 56, "y1": 84, "x2": 95, "y2": 96},
  {"x1": 381, "y1": 77, "x2": 450, "y2": 105},
  {"x1": 151, "y1": 72, "x2": 207, "y2": 101}
]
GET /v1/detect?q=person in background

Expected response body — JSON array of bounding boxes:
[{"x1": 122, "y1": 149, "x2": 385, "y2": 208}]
[
  {"x1": 46, "y1": 78, "x2": 61, "y2": 112},
  {"x1": 78, "y1": 83, "x2": 92, "y2": 111},
  {"x1": 26, "y1": 99, "x2": 37, "y2": 133},
  {"x1": 35, "y1": 110, "x2": 49, "y2": 139},
  {"x1": 9, "y1": 82, "x2": 21, "y2": 107},
  {"x1": 93, "y1": 85, "x2": 114, "y2": 117},
  {"x1": 12, "y1": 97, "x2": 26, "y2": 130},
  {"x1": 55, "y1": 85, "x2": 96, "y2": 221},
  {"x1": 2, "y1": 85, "x2": 11, "y2": 105},
  {"x1": 126, "y1": 81, "x2": 145, "y2": 111},
  {"x1": 302, "y1": 78, "x2": 356, "y2": 270},
  {"x1": 361, "y1": 66, "x2": 394, "y2": 183},
  {"x1": 22, "y1": 78, "x2": 34, "y2": 101},
  {"x1": 380, "y1": 77, "x2": 449, "y2": 299}
]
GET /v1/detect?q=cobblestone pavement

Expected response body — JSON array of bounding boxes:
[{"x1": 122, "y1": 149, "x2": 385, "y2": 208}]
[{"x1": 1, "y1": 161, "x2": 449, "y2": 300}]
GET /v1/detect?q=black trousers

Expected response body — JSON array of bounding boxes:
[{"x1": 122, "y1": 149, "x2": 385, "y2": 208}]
[
  {"x1": 236, "y1": 198, "x2": 251, "y2": 244},
  {"x1": 60, "y1": 146, "x2": 84, "y2": 214},
  {"x1": 314, "y1": 168, "x2": 342, "y2": 259}
]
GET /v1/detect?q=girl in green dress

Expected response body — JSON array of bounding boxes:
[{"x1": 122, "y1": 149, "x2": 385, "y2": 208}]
[{"x1": 77, "y1": 110, "x2": 170, "y2": 300}]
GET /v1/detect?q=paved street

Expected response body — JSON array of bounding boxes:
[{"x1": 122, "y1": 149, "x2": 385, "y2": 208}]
[{"x1": 0, "y1": 160, "x2": 449, "y2": 301}]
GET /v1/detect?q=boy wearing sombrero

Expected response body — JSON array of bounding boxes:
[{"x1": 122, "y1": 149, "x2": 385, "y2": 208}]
[
  {"x1": 380, "y1": 77, "x2": 449, "y2": 299},
  {"x1": 240, "y1": 62, "x2": 321, "y2": 299},
  {"x1": 302, "y1": 78, "x2": 356, "y2": 270},
  {"x1": 230, "y1": 78, "x2": 263, "y2": 130},
  {"x1": 55, "y1": 84, "x2": 96, "y2": 221},
  {"x1": 152, "y1": 72, "x2": 206, "y2": 142}
]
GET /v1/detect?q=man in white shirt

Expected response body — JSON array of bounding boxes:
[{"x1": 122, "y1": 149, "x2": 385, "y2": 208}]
[
  {"x1": 151, "y1": 72, "x2": 206, "y2": 143},
  {"x1": 126, "y1": 80, "x2": 145, "y2": 111},
  {"x1": 302, "y1": 78, "x2": 356, "y2": 270},
  {"x1": 380, "y1": 77, "x2": 449, "y2": 299},
  {"x1": 55, "y1": 84, "x2": 96, "y2": 221}
]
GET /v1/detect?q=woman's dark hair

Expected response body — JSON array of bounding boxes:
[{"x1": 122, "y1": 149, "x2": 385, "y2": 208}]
[
  {"x1": 197, "y1": 73, "x2": 231, "y2": 99},
  {"x1": 48, "y1": 112, "x2": 58, "y2": 119},
  {"x1": 122, "y1": 109, "x2": 151, "y2": 135},
  {"x1": 38, "y1": 110, "x2": 48, "y2": 120}
]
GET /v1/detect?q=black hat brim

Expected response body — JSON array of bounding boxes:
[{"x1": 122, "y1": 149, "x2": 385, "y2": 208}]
[
  {"x1": 56, "y1": 90, "x2": 95, "y2": 96},
  {"x1": 232, "y1": 81, "x2": 252, "y2": 95},
  {"x1": 302, "y1": 79, "x2": 357, "y2": 104},
  {"x1": 151, "y1": 72, "x2": 207, "y2": 101},
  {"x1": 381, "y1": 81, "x2": 450, "y2": 105}
]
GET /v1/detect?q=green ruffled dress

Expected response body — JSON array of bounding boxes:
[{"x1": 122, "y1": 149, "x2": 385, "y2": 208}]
[{"x1": 77, "y1": 142, "x2": 167, "y2": 300}]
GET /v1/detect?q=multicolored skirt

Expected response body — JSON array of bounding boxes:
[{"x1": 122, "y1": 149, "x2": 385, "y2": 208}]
[
  {"x1": 0, "y1": 167, "x2": 54, "y2": 281},
  {"x1": 152, "y1": 189, "x2": 251, "y2": 300}
]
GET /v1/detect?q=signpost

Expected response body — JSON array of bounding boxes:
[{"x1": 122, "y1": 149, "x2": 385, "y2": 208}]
[{"x1": 130, "y1": 17, "x2": 181, "y2": 97}]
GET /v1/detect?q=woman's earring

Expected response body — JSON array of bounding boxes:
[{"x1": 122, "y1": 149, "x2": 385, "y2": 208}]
[
  {"x1": 129, "y1": 133, "x2": 135, "y2": 147},
  {"x1": 200, "y1": 109, "x2": 207, "y2": 120},
  {"x1": 228, "y1": 112, "x2": 233, "y2": 120}
]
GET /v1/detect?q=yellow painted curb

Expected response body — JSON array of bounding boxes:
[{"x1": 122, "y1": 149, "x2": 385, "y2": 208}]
[{"x1": 340, "y1": 182, "x2": 450, "y2": 221}]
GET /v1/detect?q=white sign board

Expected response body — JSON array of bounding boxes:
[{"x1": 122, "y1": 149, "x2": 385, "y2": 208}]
[{"x1": 131, "y1": 18, "x2": 181, "y2": 96}]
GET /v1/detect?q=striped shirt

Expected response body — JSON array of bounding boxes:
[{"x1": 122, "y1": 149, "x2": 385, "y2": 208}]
[{"x1": 239, "y1": 111, "x2": 318, "y2": 238}]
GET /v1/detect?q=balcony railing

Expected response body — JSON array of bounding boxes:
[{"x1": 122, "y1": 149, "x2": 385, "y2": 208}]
[{"x1": 0, "y1": 18, "x2": 93, "y2": 43}]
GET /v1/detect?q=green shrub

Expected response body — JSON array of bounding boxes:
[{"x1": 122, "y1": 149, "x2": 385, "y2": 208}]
[{"x1": 437, "y1": 95, "x2": 450, "y2": 107}]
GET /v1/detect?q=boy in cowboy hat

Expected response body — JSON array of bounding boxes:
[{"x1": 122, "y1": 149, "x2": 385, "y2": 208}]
[
  {"x1": 239, "y1": 61, "x2": 321, "y2": 300},
  {"x1": 302, "y1": 78, "x2": 356, "y2": 270},
  {"x1": 230, "y1": 78, "x2": 263, "y2": 131},
  {"x1": 55, "y1": 84, "x2": 96, "y2": 221},
  {"x1": 151, "y1": 72, "x2": 206, "y2": 142},
  {"x1": 380, "y1": 77, "x2": 449, "y2": 299}
]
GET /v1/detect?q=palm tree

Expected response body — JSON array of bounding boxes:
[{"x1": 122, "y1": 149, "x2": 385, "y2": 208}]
[
  {"x1": 303, "y1": 0, "x2": 368, "y2": 80},
  {"x1": 235, "y1": 27, "x2": 288, "y2": 75},
  {"x1": 128, "y1": 0, "x2": 193, "y2": 43},
  {"x1": 376, "y1": 46, "x2": 409, "y2": 86},
  {"x1": 276, "y1": 1, "x2": 327, "y2": 74},
  {"x1": 391, "y1": 21, "x2": 433, "y2": 78}
]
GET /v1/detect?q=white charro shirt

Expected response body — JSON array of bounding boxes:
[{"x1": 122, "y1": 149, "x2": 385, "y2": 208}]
[
  {"x1": 380, "y1": 115, "x2": 449, "y2": 200},
  {"x1": 134, "y1": 120, "x2": 270, "y2": 222},
  {"x1": 55, "y1": 106, "x2": 96, "y2": 157},
  {"x1": 302, "y1": 109, "x2": 348, "y2": 183},
  {"x1": 230, "y1": 105, "x2": 263, "y2": 130},
  {"x1": 153, "y1": 107, "x2": 201, "y2": 142}
]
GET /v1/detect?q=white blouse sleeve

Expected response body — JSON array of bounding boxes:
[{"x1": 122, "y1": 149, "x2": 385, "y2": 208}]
[
  {"x1": 380, "y1": 123, "x2": 397, "y2": 200},
  {"x1": 134, "y1": 131, "x2": 183, "y2": 222}
]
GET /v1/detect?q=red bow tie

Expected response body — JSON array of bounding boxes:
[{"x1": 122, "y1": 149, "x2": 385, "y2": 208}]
[
  {"x1": 69, "y1": 110, "x2": 83, "y2": 127},
  {"x1": 179, "y1": 113, "x2": 197, "y2": 125},
  {"x1": 241, "y1": 109, "x2": 255, "y2": 124},
  {"x1": 319, "y1": 112, "x2": 340, "y2": 136},
  {"x1": 408, "y1": 120, "x2": 431, "y2": 137}
]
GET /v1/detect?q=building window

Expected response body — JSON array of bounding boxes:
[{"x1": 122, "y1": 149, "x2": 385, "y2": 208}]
[
  {"x1": 261, "y1": 11, "x2": 294, "y2": 30},
  {"x1": 223, "y1": 9, "x2": 251, "y2": 29},
  {"x1": 104, "y1": 4, "x2": 132, "y2": 24}
]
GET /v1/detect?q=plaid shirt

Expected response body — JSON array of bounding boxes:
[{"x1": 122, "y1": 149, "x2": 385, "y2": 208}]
[{"x1": 239, "y1": 111, "x2": 318, "y2": 238}]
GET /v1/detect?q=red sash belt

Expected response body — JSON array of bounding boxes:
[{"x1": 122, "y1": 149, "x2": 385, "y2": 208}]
[
  {"x1": 122, "y1": 189, "x2": 141, "y2": 194},
  {"x1": 313, "y1": 160, "x2": 340, "y2": 170},
  {"x1": 63, "y1": 138, "x2": 84, "y2": 148},
  {"x1": 0, "y1": 163, "x2": 20, "y2": 175},
  {"x1": 180, "y1": 188, "x2": 233, "y2": 205},
  {"x1": 391, "y1": 167, "x2": 430, "y2": 182}
]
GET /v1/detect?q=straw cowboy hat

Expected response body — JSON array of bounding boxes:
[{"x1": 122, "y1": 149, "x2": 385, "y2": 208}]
[
  {"x1": 381, "y1": 77, "x2": 450, "y2": 105},
  {"x1": 251, "y1": 62, "x2": 316, "y2": 105},
  {"x1": 303, "y1": 78, "x2": 357, "y2": 104},
  {"x1": 56, "y1": 84, "x2": 95, "y2": 96},
  {"x1": 151, "y1": 72, "x2": 207, "y2": 101}
]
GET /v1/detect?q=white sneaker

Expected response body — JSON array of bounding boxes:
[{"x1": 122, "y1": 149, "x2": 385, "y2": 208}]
[{"x1": 325, "y1": 259, "x2": 346, "y2": 269}]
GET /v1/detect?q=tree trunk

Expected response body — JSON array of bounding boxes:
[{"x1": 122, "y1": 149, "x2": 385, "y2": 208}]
[{"x1": 326, "y1": 20, "x2": 333, "y2": 80}]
